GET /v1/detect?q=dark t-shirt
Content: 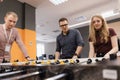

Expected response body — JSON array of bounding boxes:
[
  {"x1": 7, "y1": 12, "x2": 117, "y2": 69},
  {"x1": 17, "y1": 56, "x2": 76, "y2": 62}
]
[
  {"x1": 89, "y1": 28, "x2": 116, "y2": 57},
  {"x1": 56, "y1": 29, "x2": 84, "y2": 59}
]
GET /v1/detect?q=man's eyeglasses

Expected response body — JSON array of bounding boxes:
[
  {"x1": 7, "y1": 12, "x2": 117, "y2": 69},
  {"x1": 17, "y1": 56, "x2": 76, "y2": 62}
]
[{"x1": 60, "y1": 24, "x2": 68, "y2": 27}]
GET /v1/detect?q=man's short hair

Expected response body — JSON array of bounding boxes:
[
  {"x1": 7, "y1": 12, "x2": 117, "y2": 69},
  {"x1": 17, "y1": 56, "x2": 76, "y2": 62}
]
[
  {"x1": 5, "y1": 12, "x2": 18, "y2": 19},
  {"x1": 59, "y1": 17, "x2": 68, "y2": 23}
]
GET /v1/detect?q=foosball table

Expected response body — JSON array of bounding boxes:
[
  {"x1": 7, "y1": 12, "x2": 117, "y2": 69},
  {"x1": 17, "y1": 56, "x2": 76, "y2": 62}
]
[{"x1": 0, "y1": 57, "x2": 120, "y2": 80}]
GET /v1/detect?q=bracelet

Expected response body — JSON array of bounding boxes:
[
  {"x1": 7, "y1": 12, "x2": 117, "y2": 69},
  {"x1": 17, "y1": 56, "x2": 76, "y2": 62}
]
[{"x1": 25, "y1": 56, "x2": 30, "y2": 59}]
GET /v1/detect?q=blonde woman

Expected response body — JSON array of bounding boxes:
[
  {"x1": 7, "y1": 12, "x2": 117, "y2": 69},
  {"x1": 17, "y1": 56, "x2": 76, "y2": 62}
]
[{"x1": 88, "y1": 15, "x2": 118, "y2": 58}]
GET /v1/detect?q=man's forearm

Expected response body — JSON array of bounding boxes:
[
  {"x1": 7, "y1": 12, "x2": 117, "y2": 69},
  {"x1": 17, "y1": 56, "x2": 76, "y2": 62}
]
[
  {"x1": 55, "y1": 52, "x2": 60, "y2": 60},
  {"x1": 75, "y1": 46, "x2": 83, "y2": 55}
]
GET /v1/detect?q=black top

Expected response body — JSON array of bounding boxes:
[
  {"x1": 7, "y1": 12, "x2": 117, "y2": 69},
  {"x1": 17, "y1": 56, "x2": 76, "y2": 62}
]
[
  {"x1": 56, "y1": 29, "x2": 84, "y2": 59},
  {"x1": 89, "y1": 28, "x2": 117, "y2": 57}
]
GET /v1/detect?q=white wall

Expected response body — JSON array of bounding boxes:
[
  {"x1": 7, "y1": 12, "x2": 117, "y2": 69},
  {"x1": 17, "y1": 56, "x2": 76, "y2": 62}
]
[
  {"x1": 37, "y1": 43, "x2": 45, "y2": 57},
  {"x1": 44, "y1": 42, "x2": 56, "y2": 59}
]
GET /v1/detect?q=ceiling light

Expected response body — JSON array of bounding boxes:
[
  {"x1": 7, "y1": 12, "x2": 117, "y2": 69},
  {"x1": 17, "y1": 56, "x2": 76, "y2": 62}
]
[
  {"x1": 69, "y1": 20, "x2": 90, "y2": 28},
  {"x1": 101, "y1": 10, "x2": 119, "y2": 18},
  {"x1": 49, "y1": 0, "x2": 68, "y2": 5},
  {"x1": 69, "y1": 10, "x2": 120, "y2": 28},
  {"x1": 75, "y1": 16, "x2": 87, "y2": 22}
]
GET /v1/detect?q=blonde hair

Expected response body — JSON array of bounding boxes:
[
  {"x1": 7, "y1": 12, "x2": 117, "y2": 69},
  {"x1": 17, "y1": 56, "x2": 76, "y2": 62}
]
[
  {"x1": 5, "y1": 12, "x2": 18, "y2": 19},
  {"x1": 89, "y1": 15, "x2": 109, "y2": 43}
]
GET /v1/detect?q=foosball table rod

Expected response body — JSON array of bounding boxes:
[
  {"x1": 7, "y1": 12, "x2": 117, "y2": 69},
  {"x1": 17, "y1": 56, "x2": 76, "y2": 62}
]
[
  {"x1": 45, "y1": 73, "x2": 67, "y2": 80},
  {"x1": 1, "y1": 71, "x2": 40, "y2": 80},
  {"x1": 0, "y1": 70, "x2": 24, "y2": 78}
]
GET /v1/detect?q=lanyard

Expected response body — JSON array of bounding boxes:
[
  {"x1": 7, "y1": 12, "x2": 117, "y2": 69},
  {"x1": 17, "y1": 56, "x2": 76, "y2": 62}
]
[{"x1": 3, "y1": 24, "x2": 13, "y2": 44}]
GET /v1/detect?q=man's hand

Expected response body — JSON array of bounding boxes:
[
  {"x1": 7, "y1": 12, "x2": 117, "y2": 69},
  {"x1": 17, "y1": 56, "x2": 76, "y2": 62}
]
[
  {"x1": 72, "y1": 55, "x2": 78, "y2": 59},
  {"x1": 0, "y1": 0, "x2": 3, "y2": 2},
  {"x1": 26, "y1": 56, "x2": 34, "y2": 61},
  {"x1": 27, "y1": 57, "x2": 35, "y2": 61}
]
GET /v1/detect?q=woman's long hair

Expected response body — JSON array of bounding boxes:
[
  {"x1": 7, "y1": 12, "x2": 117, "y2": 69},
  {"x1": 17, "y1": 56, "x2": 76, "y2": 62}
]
[{"x1": 89, "y1": 15, "x2": 109, "y2": 43}]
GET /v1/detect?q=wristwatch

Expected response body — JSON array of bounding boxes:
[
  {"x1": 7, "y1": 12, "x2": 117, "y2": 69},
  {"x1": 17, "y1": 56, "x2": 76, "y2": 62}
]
[
  {"x1": 74, "y1": 53, "x2": 78, "y2": 57},
  {"x1": 25, "y1": 56, "x2": 30, "y2": 59}
]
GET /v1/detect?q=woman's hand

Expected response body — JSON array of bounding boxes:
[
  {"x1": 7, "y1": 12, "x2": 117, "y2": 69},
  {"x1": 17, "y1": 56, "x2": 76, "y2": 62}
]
[{"x1": 104, "y1": 53, "x2": 110, "y2": 59}]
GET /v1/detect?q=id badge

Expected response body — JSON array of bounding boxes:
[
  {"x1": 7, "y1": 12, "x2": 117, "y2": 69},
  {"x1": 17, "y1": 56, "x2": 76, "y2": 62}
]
[{"x1": 5, "y1": 44, "x2": 11, "y2": 52}]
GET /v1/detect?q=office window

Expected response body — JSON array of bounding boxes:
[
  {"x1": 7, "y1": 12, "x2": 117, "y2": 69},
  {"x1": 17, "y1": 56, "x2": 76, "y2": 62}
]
[{"x1": 37, "y1": 43, "x2": 45, "y2": 57}]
